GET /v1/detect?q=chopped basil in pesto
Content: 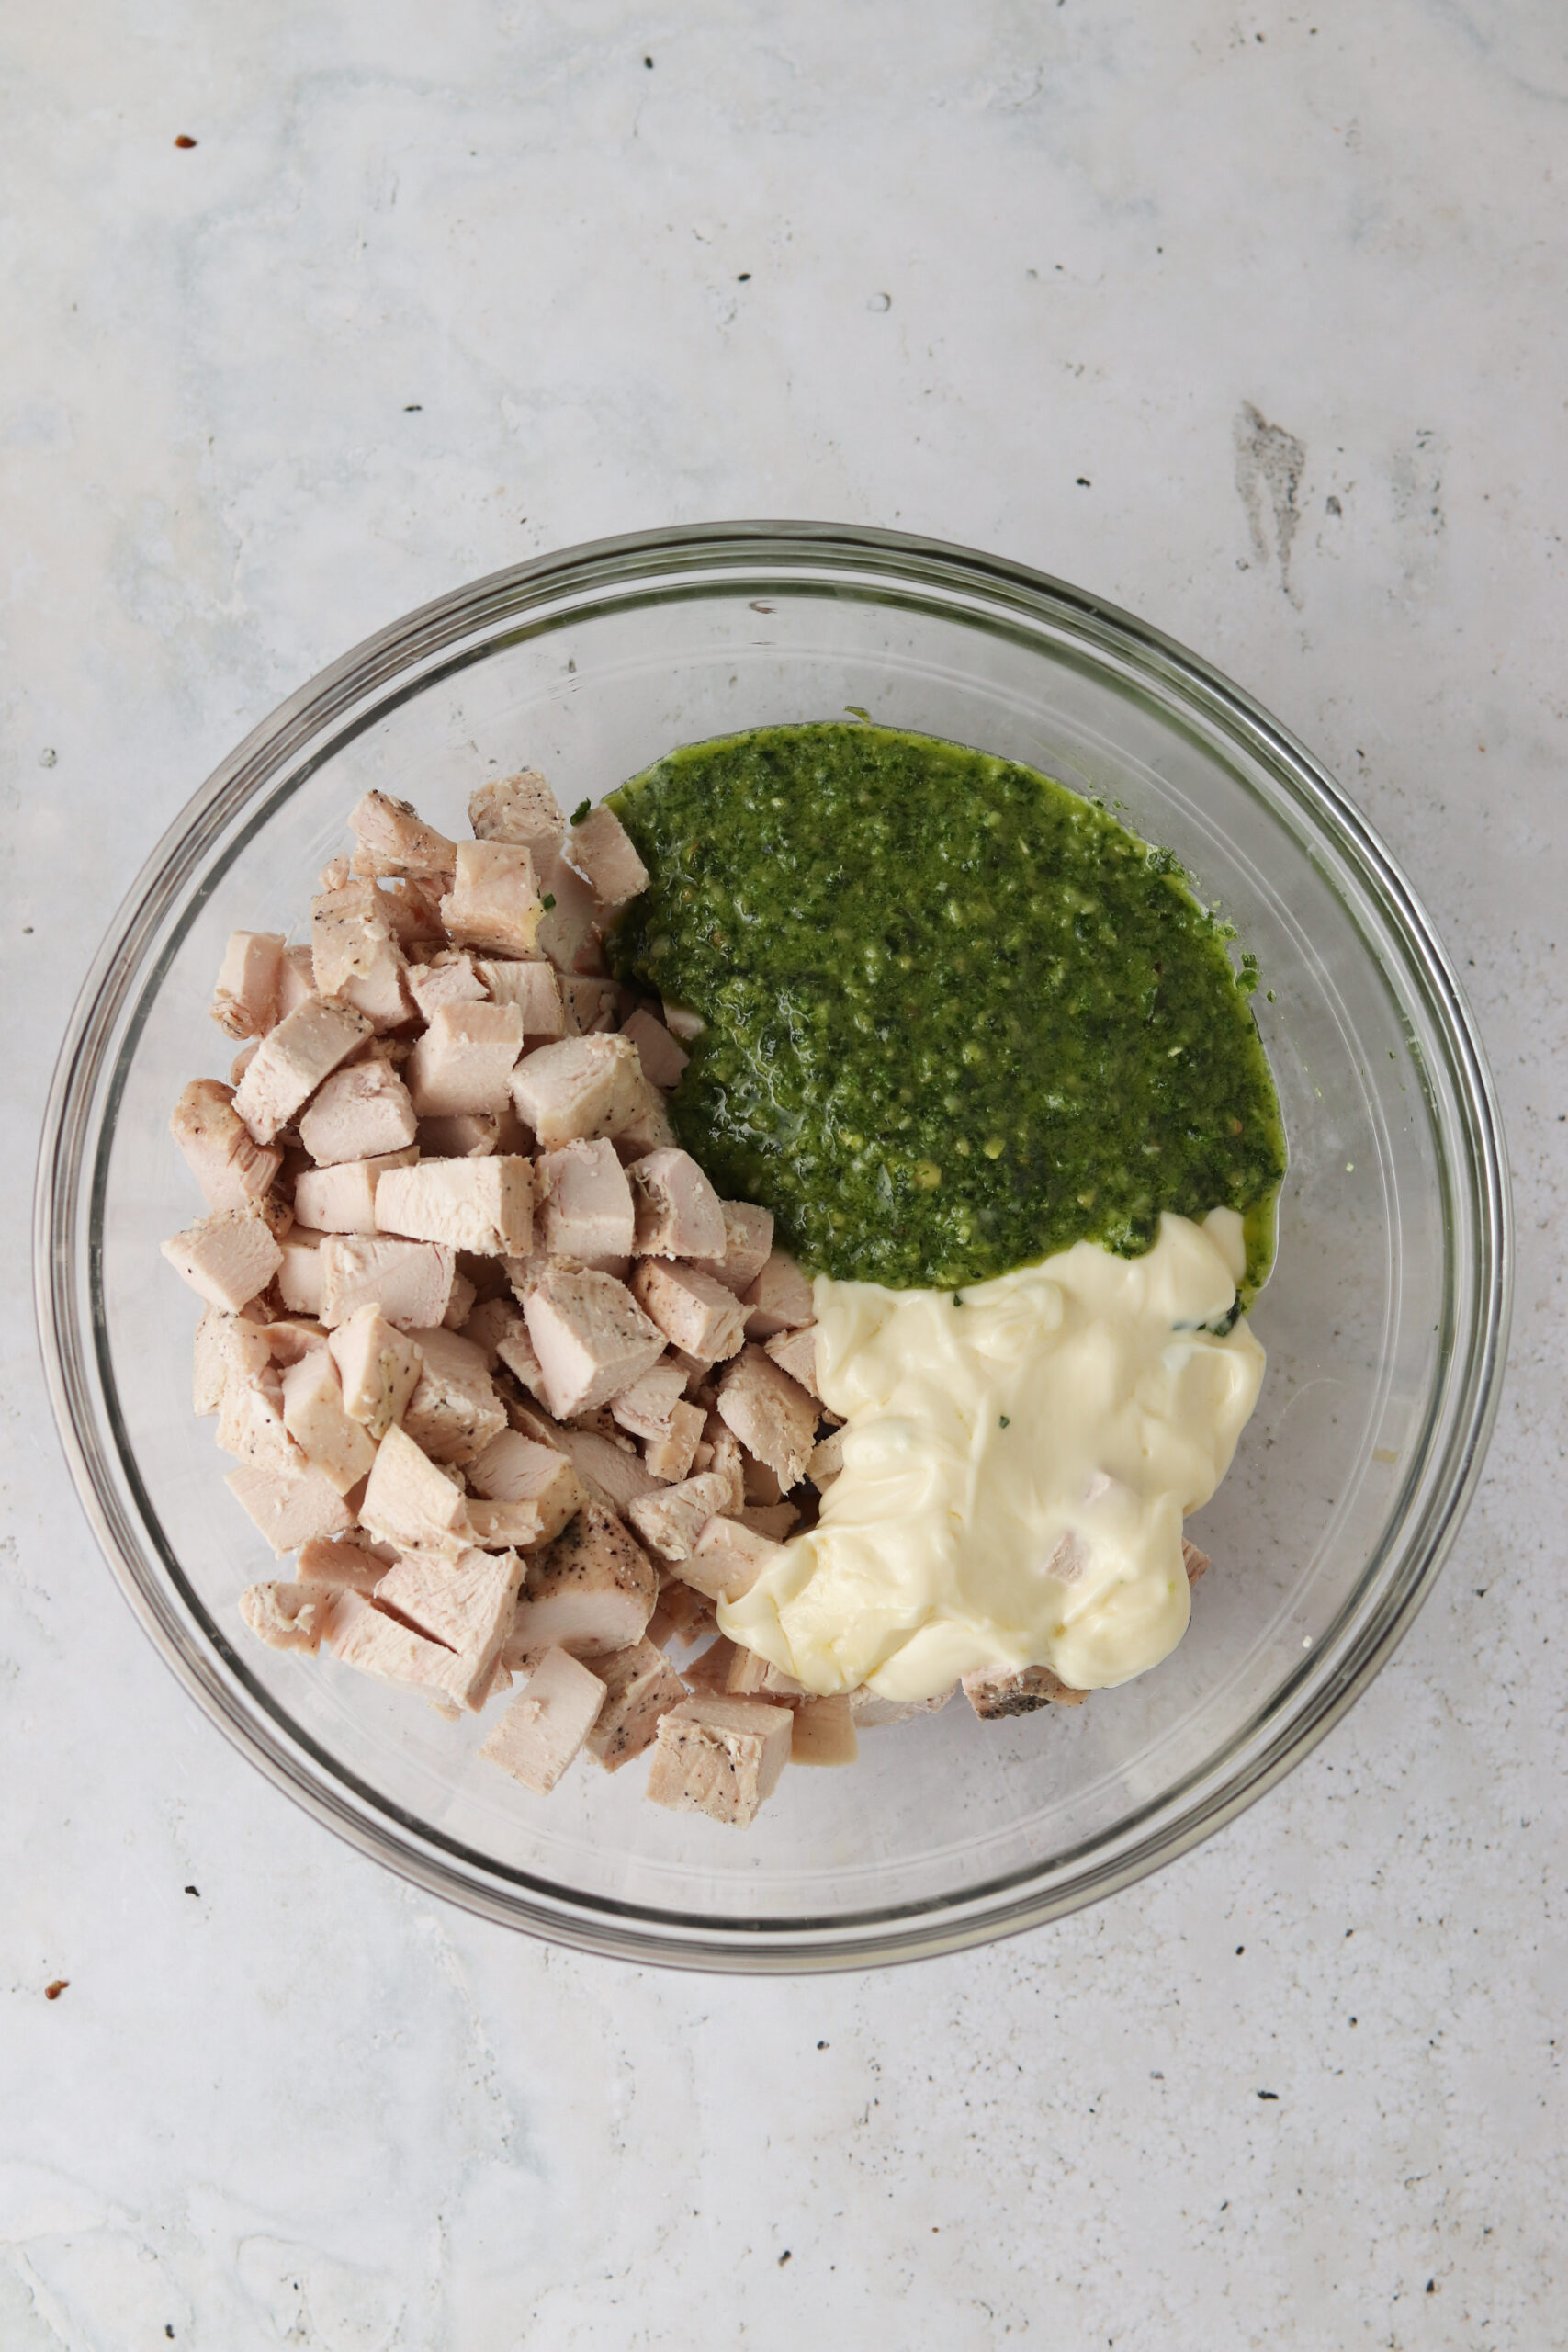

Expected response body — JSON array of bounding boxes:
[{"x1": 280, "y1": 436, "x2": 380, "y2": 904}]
[{"x1": 607, "y1": 723, "x2": 1285, "y2": 1293}]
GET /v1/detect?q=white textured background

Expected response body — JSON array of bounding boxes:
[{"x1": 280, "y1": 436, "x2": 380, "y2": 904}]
[{"x1": 4, "y1": 3, "x2": 1565, "y2": 2345}]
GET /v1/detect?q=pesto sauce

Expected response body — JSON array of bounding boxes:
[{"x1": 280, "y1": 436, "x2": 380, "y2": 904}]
[{"x1": 607, "y1": 723, "x2": 1286, "y2": 1294}]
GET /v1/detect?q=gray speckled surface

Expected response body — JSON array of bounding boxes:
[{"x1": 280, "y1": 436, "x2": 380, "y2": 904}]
[{"x1": 3, "y1": 3, "x2": 1563, "y2": 2343}]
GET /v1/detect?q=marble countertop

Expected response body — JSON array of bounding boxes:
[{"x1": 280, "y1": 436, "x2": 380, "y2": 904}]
[{"x1": 4, "y1": 2, "x2": 1564, "y2": 2343}]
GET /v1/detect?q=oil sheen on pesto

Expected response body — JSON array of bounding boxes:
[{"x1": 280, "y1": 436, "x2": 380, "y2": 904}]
[{"x1": 607, "y1": 723, "x2": 1285, "y2": 1293}]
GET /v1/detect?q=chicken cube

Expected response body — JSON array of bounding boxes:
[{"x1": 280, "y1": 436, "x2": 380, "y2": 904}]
[
  {"x1": 347, "y1": 789, "x2": 457, "y2": 879},
  {"x1": 293, "y1": 1147, "x2": 419, "y2": 1236},
  {"x1": 162, "y1": 1204, "x2": 283, "y2": 1315},
  {"x1": 716, "y1": 1345, "x2": 818, "y2": 1488},
  {"x1": 405, "y1": 1001, "x2": 525, "y2": 1118},
  {"x1": 643, "y1": 1400, "x2": 706, "y2": 1484},
  {"x1": 608, "y1": 1357, "x2": 688, "y2": 1444},
  {"x1": 276, "y1": 942, "x2": 318, "y2": 1020},
  {"x1": 848, "y1": 1684, "x2": 956, "y2": 1731},
  {"x1": 480, "y1": 1647, "x2": 606, "y2": 1793},
  {"x1": 439, "y1": 840, "x2": 545, "y2": 958},
  {"x1": 522, "y1": 1262, "x2": 667, "y2": 1419},
  {"x1": 299, "y1": 1059, "x2": 418, "y2": 1166},
  {"x1": 280, "y1": 1346, "x2": 378, "y2": 1493},
  {"x1": 319, "y1": 1589, "x2": 475, "y2": 1710},
  {"x1": 536, "y1": 1136, "x2": 635, "y2": 1265},
  {"x1": 532, "y1": 842, "x2": 604, "y2": 975},
  {"x1": 400, "y1": 1326, "x2": 507, "y2": 1464},
  {"x1": 294, "y1": 1536, "x2": 393, "y2": 1593},
  {"x1": 225, "y1": 1457, "x2": 355, "y2": 1554},
  {"x1": 209, "y1": 930, "x2": 285, "y2": 1039},
  {"x1": 193, "y1": 1307, "x2": 274, "y2": 1415},
  {"x1": 679, "y1": 1513, "x2": 784, "y2": 1603},
  {"x1": 627, "y1": 1148, "x2": 726, "y2": 1261},
  {"x1": 443, "y1": 1272, "x2": 478, "y2": 1331},
  {"x1": 357, "y1": 1421, "x2": 474, "y2": 1556},
  {"x1": 1183, "y1": 1538, "x2": 1211, "y2": 1586},
  {"x1": 468, "y1": 769, "x2": 563, "y2": 848},
  {"x1": 644, "y1": 1695, "x2": 794, "y2": 1828},
  {"x1": 550, "y1": 1426, "x2": 662, "y2": 1518},
  {"x1": 629, "y1": 1260, "x2": 746, "y2": 1362},
  {"x1": 415, "y1": 1112, "x2": 497, "y2": 1159},
  {"x1": 170, "y1": 1080, "x2": 284, "y2": 1211},
  {"x1": 790, "y1": 1695, "x2": 859, "y2": 1766},
  {"x1": 231, "y1": 994, "x2": 375, "y2": 1146},
  {"x1": 376, "y1": 1156, "x2": 534, "y2": 1258},
  {"x1": 961, "y1": 1662, "x2": 1089, "y2": 1718},
  {"x1": 310, "y1": 882, "x2": 412, "y2": 1030},
  {"x1": 807, "y1": 1430, "x2": 844, "y2": 1491},
  {"x1": 726, "y1": 1647, "x2": 809, "y2": 1700},
  {"x1": 505, "y1": 1502, "x2": 658, "y2": 1662},
  {"x1": 407, "y1": 950, "x2": 487, "y2": 1022},
  {"x1": 626, "y1": 1470, "x2": 739, "y2": 1566},
  {"x1": 510, "y1": 1034, "x2": 645, "y2": 1148},
  {"x1": 374, "y1": 1546, "x2": 525, "y2": 1708},
  {"x1": 741, "y1": 1250, "x2": 816, "y2": 1339},
  {"x1": 762, "y1": 1322, "x2": 821, "y2": 1400},
  {"x1": 274, "y1": 1228, "x2": 326, "y2": 1315},
  {"x1": 476, "y1": 958, "x2": 567, "y2": 1043},
  {"x1": 562, "y1": 803, "x2": 649, "y2": 910},
  {"x1": 583, "y1": 1638, "x2": 689, "y2": 1770},
  {"x1": 466, "y1": 1429, "x2": 586, "y2": 1543},
  {"x1": 608, "y1": 1074, "x2": 678, "y2": 1157},
  {"x1": 739, "y1": 1501, "x2": 799, "y2": 1542},
  {"x1": 559, "y1": 974, "x2": 620, "y2": 1036},
  {"x1": 620, "y1": 1007, "x2": 689, "y2": 1092},
  {"x1": 687, "y1": 1198, "x2": 775, "y2": 1297},
  {"x1": 238, "y1": 1580, "x2": 329, "y2": 1652},
  {"x1": 320, "y1": 1235, "x2": 456, "y2": 1330}
]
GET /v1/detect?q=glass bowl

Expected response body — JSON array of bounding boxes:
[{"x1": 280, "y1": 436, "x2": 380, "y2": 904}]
[{"x1": 35, "y1": 524, "x2": 1511, "y2": 1971}]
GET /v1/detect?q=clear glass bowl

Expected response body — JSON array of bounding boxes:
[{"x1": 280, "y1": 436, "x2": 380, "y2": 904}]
[{"x1": 35, "y1": 524, "x2": 1511, "y2": 1971}]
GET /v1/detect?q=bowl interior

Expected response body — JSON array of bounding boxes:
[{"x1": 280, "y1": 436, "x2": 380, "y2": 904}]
[{"x1": 53, "y1": 534, "x2": 1502, "y2": 1963}]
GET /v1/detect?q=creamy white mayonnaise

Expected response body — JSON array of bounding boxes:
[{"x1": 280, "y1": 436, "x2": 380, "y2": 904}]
[{"x1": 718, "y1": 1209, "x2": 1265, "y2": 1701}]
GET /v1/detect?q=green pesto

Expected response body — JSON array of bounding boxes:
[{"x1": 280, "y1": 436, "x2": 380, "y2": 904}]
[{"x1": 607, "y1": 723, "x2": 1286, "y2": 1294}]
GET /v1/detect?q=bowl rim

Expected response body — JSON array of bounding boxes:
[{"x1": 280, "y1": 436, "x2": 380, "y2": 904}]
[{"x1": 34, "y1": 518, "x2": 1513, "y2": 1972}]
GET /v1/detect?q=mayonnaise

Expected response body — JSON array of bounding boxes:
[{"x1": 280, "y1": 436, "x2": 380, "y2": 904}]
[{"x1": 718, "y1": 1210, "x2": 1265, "y2": 1701}]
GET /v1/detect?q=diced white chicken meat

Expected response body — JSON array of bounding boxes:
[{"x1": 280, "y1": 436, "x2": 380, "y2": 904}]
[
  {"x1": 619, "y1": 1007, "x2": 688, "y2": 1092},
  {"x1": 231, "y1": 994, "x2": 375, "y2": 1146},
  {"x1": 511, "y1": 1034, "x2": 646, "y2": 1148},
  {"x1": 225, "y1": 1456, "x2": 356, "y2": 1554},
  {"x1": 162, "y1": 1205, "x2": 283, "y2": 1315},
  {"x1": 310, "y1": 882, "x2": 412, "y2": 1029},
  {"x1": 716, "y1": 1345, "x2": 818, "y2": 1488},
  {"x1": 294, "y1": 1536, "x2": 393, "y2": 1592},
  {"x1": 480, "y1": 1647, "x2": 607, "y2": 1793},
  {"x1": 192, "y1": 1308, "x2": 275, "y2": 1416},
  {"x1": 629, "y1": 1260, "x2": 746, "y2": 1362},
  {"x1": 357, "y1": 1421, "x2": 475, "y2": 1557},
  {"x1": 549, "y1": 1426, "x2": 662, "y2": 1518},
  {"x1": 740, "y1": 1250, "x2": 816, "y2": 1340},
  {"x1": 415, "y1": 1112, "x2": 499, "y2": 1159},
  {"x1": 319, "y1": 1235, "x2": 456, "y2": 1331},
  {"x1": 532, "y1": 842, "x2": 604, "y2": 975},
  {"x1": 209, "y1": 930, "x2": 285, "y2": 1039},
  {"x1": 319, "y1": 1589, "x2": 475, "y2": 1710},
  {"x1": 626, "y1": 1469, "x2": 739, "y2": 1566},
  {"x1": 961, "y1": 1662, "x2": 1089, "y2": 1718},
  {"x1": 644, "y1": 1695, "x2": 794, "y2": 1828},
  {"x1": 403, "y1": 1000, "x2": 524, "y2": 1119},
  {"x1": 476, "y1": 957, "x2": 567, "y2": 1043},
  {"x1": 505, "y1": 1502, "x2": 658, "y2": 1661},
  {"x1": 608, "y1": 1357, "x2": 688, "y2": 1444},
  {"x1": 807, "y1": 1429, "x2": 844, "y2": 1490},
  {"x1": 536, "y1": 1136, "x2": 634, "y2": 1266},
  {"x1": 681, "y1": 1513, "x2": 786, "y2": 1604},
  {"x1": 761, "y1": 1323, "x2": 820, "y2": 1399},
  {"x1": 466, "y1": 1429, "x2": 586, "y2": 1544},
  {"x1": 522, "y1": 1262, "x2": 667, "y2": 1419},
  {"x1": 374, "y1": 1546, "x2": 525, "y2": 1708},
  {"x1": 642, "y1": 1400, "x2": 705, "y2": 1483},
  {"x1": 726, "y1": 1647, "x2": 809, "y2": 1700},
  {"x1": 627, "y1": 1148, "x2": 726, "y2": 1261},
  {"x1": 468, "y1": 769, "x2": 563, "y2": 848},
  {"x1": 582, "y1": 1637, "x2": 688, "y2": 1770},
  {"x1": 790, "y1": 1695, "x2": 859, "y2": 1765},
  {"x1": 280, "y1": 1346, "x2": 378, "y2": 1493},
  {"x1": 740, "y1": 1501, "x2": 799, "y2": 1541},
  {"x1": 239, "y1": 1580, "x2": 329, "y2": 1652},
  {"x1": 608, "y1": 1073, "x2": 678, "y2": 1157},
  {"x1": 847, "y1": 1684, "x2": 956, "y2": 1730},
  {"x1": 293, "y1": 1148, "x2": 419, "y2": 1236},
  {"x1": 1183, "y1": 1538, "x2": 1211, "y2": 1586},
  {"x1": 406, "y1": 950, "x2": 486, "y2": 1021},
  {"x1": 376, "y1": 1155, "x2": 535, "y2": 1258},
  {"x1": 347, "y1": 789, "x2": 457, "y2": 879},
  {"x1": 400, "y1": 1326, "x2": 507, "y2": 1464},
  {"x1": 440, "y1": 840, "x2": 545, "y2": 957},
  {"x1": 561, "y1": 803, "x2": 649, "y2": 908},
  {"x1": 170, "y1": 1080, "x2": 284, "y2": 1211},
  {"x1": 298, "y1": 1059, "x2": 418, "y2": 1166}
]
